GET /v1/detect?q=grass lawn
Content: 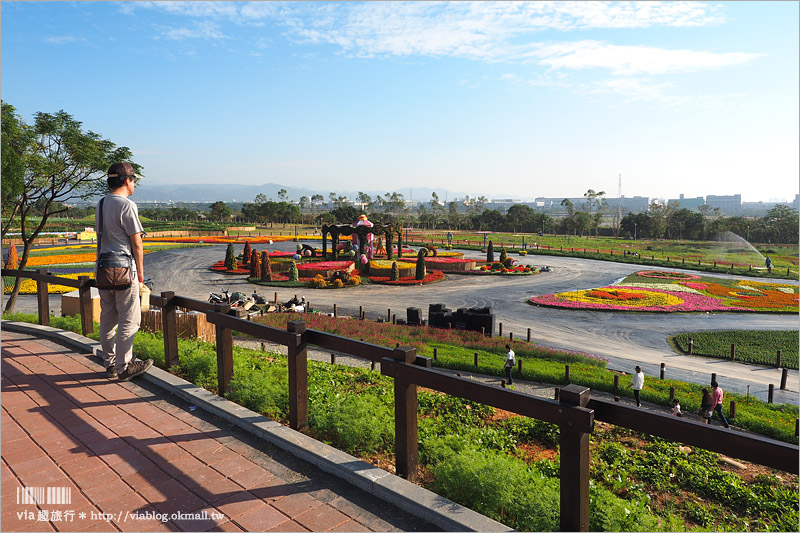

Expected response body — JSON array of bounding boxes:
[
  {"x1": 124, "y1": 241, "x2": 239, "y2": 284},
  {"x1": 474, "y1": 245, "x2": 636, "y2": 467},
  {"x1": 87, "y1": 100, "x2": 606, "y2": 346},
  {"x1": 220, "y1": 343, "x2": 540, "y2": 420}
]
[{"x1": 669, "y1": 330, "x2": 799, "y2": 369}]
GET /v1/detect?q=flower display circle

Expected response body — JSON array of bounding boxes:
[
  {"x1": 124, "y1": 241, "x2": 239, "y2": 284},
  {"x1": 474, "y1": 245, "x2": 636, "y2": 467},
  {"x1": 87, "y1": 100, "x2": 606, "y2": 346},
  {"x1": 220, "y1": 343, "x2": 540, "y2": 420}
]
[
  {"x1": 637, "y1": 270, "x2": 701, "y2": 281},
  {"x1": 558, "y1": 287, "x2": 684, "y2": 308}
]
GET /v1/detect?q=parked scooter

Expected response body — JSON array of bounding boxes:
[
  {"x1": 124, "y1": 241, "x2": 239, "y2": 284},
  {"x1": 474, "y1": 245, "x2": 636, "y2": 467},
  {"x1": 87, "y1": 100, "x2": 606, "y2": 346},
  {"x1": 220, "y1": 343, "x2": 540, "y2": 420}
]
[{"x1": 208, "y1": 288, "x2": 230, "y2": 304}]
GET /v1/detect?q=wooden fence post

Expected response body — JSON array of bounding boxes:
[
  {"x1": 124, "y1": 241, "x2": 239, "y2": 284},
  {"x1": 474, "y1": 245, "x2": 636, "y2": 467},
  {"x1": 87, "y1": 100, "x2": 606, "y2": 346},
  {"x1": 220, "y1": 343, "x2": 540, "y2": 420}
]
[
  {"x1": 565, "y1": 364, "x2": 570, "y2": 383},
  {"x1": 498, "y1": 322, "x2": 503, "y2": 337},
  {"x1": 777, "y1": 350, "x2": 782, "y2": 368},
  {"x1": 474, "y1": 352, "x2": 478, "y2": 367},
  {"x1": 669, "y1": 386, "x2": 675, "y2": 401},
  {"x1": 613, "y1": 374, "x2": 619, "y2": 397},
  {"x1": 730, "y1": 343, "x2": 735, "y2": 361},
  {"x1": 161, "y1": 291, "x2": 179, "y2": 368},
  {"x1": 780, "y1": 368, "x2": 788, "y2": 390},
  {"x1": 688, "y1": 337, "x2": 693, "y2": 355},
  {"x1": 517, "y1": 359, "x2": 522, "y2": 375},
  {"x1": 527, "y1": 328, "x2": 531, "y2": 342},
  {"x1": 558, "y1": 384, "x2": 592, "y2": 532},
  {"x1": 36, "y1": 269, "x2": 50, "y2": 326},
  {"x1": 730, "y1": 400, "x2": 736, "y2": 419},
  {"x1": 78, "y1": 276, "x2": 93, "y2": 336},
  {"x1": 214, "y1": 304, "x2": 233, "y2": 396},
  {"x1": 768, "y1": 384, "x2": 774, "y2": 404},
  {"x1": 660, "y1": 363, "x2": 666, "y2": 379},
  {"x1": 711, "y1": 372, "x2": 716, "y2": 383},
  {"x1": 392, "y1": 347, "x2": 419, "y2": 482},
  {"x1": 287, "y1": 321, "x2": 308, "y2": 432}
]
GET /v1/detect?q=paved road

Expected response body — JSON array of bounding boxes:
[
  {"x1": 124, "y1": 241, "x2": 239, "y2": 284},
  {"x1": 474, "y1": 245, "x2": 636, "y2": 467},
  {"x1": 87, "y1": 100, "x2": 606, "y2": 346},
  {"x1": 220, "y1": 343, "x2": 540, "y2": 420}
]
[{"x1": 12, "y1": 241, "x2": 799, "y2": 402}]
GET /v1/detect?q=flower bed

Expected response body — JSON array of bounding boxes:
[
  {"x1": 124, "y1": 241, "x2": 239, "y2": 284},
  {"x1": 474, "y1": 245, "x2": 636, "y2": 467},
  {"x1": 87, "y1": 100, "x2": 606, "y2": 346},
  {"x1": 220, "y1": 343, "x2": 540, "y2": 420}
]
[
  {"x1": 296, "y1": 261, "x2": 354, "y2": 278},
  {"x1": 4, "y1": 272, "x2": 95, "y2": 294},
  {"x1": 367, "y1": 270, "x2": 445, "y2": 285},
  {"x1": 397, "y1": 257, "x2": 476, "y2": 272},
  {"x1": 368, "y1": 260, "x2": 415, "y2": 277},
  {"x1": 529, "y1": 270, "x2": 798, "y2": 313},
  {"x1": 210, "y1": 260, "x2": 250, "y2": 274},
  {"x1": 144, "y1": 236, "x2": 298, "y2": 244}
]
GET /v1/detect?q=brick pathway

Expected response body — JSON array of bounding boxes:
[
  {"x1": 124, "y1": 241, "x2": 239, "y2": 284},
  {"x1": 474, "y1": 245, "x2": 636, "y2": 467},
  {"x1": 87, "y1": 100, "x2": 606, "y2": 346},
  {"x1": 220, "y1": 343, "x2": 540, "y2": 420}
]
[{"x1": 1, "y1": 331, "x2": 435, "y2": 532}]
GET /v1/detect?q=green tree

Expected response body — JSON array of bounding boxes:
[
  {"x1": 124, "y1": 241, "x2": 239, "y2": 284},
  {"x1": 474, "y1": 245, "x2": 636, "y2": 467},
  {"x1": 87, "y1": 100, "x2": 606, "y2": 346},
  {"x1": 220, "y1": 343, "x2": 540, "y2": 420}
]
[
  {"x1": 447, "y1": 201, "x2": 461, "y2": 229},
  {"x1": 330, "y1": 205, "x2": 360, "y2": 224},
  {"x1": 506, "y1": 204, "x2": 534, "y2": 233},
  {"x1": 1, "y1": 102, "x2": 32, "y2": 235},
  {"x1": 415, "y1": 249, "x2": 427, "y2": 280},
  {"x1": 582, "y1": 189, "x2": 607, "y2": 237},
  {"x1": 209, "y1": 201, "x2": 232, "y2": 222},
  {"x1": 277, "y1": 188, "x2": 288, "y2": 202},
  {"x1": 3, "y1": 108, "x2": 138, "y2": 313},
  {"x1": 763, "y1": 205, "x2": 799, "y2": 244}
]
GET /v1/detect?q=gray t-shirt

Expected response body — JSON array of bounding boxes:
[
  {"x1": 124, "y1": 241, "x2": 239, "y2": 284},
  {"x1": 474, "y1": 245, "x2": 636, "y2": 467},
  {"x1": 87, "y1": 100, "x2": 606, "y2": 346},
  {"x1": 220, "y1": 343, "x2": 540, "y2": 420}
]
[{"x1": 96, "y1": 193, "x2": 144, "y2": 277}]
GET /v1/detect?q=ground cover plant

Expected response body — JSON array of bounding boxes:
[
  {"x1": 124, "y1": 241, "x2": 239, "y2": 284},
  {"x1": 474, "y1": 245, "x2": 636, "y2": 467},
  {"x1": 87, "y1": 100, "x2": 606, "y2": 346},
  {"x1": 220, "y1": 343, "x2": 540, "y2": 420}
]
[
  {"x1": 669, "y1": 330, "x2": 799, "y2": 369},
  {"x1": 254, "y1": 313, "x2": 797, "y2": 444},
  {"x1": 4, "y1": 310, "x2": 797, "y2": 531},
  {"x1": 529, "y1": 270, "x2": 798, "y2": 313}
]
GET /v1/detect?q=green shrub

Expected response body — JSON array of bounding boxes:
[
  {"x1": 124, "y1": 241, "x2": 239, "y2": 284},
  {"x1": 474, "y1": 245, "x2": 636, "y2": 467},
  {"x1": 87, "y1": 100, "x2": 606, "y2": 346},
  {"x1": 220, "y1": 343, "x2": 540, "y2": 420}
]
[
  {"x1": 487, "y1": 240, "x2": 494, "y2": 263},
  {"x1": 224, "y1": 242, "x2": 236, "y2": 270},
  {"x1": 431, "y1": 445, "x2": 560, "y2": 531},
  {"x1": 310, "y1": 394, "x2": 393, "y2": 455},
  {"x1": 289, "y1": 261, "x2": 299, "y2": 282}
]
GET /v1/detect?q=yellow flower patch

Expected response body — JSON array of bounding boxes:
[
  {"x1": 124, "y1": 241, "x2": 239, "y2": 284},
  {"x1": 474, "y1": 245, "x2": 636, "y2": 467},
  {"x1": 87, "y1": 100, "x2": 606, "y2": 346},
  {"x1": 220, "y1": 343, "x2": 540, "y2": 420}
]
[
  {"x1": 4, "y1": 272, "x2": 95, "y2": 294},
  {"x1": 559, "y1": 288, "x2": 684, "y2": 308}
]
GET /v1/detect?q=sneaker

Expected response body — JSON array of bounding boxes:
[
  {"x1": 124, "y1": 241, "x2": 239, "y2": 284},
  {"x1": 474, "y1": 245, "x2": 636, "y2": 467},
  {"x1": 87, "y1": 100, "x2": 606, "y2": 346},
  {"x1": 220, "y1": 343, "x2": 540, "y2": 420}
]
[
  {"x1": 106, "y1": 366, "x2": 117, "y2": 379},
  {"x1": 118, "y1": 359, "x2": 153, "y2": 382}
]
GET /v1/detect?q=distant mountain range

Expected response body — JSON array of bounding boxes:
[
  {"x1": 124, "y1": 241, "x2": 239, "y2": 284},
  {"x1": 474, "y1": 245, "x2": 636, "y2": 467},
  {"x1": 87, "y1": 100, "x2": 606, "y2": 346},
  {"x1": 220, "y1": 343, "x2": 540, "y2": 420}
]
[{"x1": 128, "y1": 182, "x2": 474, "y2": 204}]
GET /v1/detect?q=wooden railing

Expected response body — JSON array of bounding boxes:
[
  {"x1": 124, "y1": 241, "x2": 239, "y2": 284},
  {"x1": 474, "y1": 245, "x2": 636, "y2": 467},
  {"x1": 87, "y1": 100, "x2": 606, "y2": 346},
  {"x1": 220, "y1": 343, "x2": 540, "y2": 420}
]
[{"x1": 3, "y1": 268, "x2": 798, "y2": 532}]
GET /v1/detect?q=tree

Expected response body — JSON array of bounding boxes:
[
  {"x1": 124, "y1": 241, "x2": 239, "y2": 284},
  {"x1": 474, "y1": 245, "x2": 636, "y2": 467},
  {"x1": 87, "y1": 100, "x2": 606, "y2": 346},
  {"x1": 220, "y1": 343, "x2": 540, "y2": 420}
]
[
  {"x1": 763, "y1": 205, "x2": 799, "y2": 244},
  {"x1": 260, "y1": 251, "x2": 272, "y2": 281},
  {"x1": 357, "y1": 192, "x2": 372, "y2": 210},
  {"x1": 447, "y1": 201, "x2": 461, "y2": 229},
  {"x1": 299, "y1": 196, "x2": 309, "y2": 210},
  {"x1": 224, "y1": 243, "x2": 236, "y2": 271},
  {"x1": 1, "y1": 102, "x2": 31, "y2": 234},
  {"x1": 209, "y1": 201, "x2": 232, "y2": 222},
  {"x1": 583, "y1": 189, "x2": 607, "y2": 237},
  {"x1": 506, "y1": 204, "x2": 535, "y2": 233},
  {"x1": 3, "y1": 108, "x2": 138, "y2": 313},
  {"x1": 330, "y1": 205, "x2": 360, "y2": 224},
  {"x1": 277, "y1": 188, "x2": 288, "y2": 202},
  {"x1": 249, "y1": 248, "x2": 260, "y2": 278}
]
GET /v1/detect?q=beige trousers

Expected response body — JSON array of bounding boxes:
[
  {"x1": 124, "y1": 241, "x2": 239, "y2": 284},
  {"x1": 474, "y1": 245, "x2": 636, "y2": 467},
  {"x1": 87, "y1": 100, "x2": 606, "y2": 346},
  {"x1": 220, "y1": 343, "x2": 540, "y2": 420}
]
[{"x1": 99, "y1": 282, "x2": 141, "y2": 372}]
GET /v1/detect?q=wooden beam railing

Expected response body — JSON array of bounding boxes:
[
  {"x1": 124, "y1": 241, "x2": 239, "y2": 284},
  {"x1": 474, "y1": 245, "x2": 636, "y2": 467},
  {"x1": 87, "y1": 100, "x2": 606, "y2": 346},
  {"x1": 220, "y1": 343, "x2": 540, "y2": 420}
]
[{"x1": 3, "y1": 267, "x2": 798, "y2": 531}]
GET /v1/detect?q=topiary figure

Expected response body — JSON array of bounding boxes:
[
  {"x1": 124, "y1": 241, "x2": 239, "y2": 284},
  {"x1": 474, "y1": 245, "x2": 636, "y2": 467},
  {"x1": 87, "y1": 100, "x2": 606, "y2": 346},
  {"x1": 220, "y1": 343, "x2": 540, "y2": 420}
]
[
  {"x1": 249, "y1": 248, "x2": 260, "y2": 278},
  {"x1": 390, "y1": 261, "x2": 400, "y2": 281},
  {"x1": 242, "y1": 241, "x2": 252, "y2": 265},
  {"x1": 289, "y1": 261, "x2": 299, "y2": 281},
  {"x1": 499, "y1": 247, "x2": 508, "y2": 264},
  {"x1": 425, "y1": 244, "x2": 438, "y2": 257},
  {"x1": 385, "y1": 232, "x2": 395, "y2": 260},
  {"x1": 260, "y1": 251, "x2": 272, "y2": 281},
  {"x1": 415, "y1": 248, "x2": 428, "y2": 281},
  {"x1": 225, "y1": 242, "x2": 237, "y2": 271},
  {"x1": 487, "y1": 240, "x2": 495, "y2": 263}
]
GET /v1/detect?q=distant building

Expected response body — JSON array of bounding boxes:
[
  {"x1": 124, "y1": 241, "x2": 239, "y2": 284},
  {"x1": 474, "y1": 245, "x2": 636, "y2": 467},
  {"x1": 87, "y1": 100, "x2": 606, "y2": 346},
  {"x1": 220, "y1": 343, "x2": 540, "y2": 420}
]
[
  {"x1": 667, "y1": 194, "x2": 704, "y2": 211},
  {"x1": 793, "y1": 194, "x2": 799, "y2": 210},
  {"x1": 605, "y1": 196, "x2": 651, "y2": 213},
  {"x1": 705, "y1": 194, "x2": 742, "y2": 211}
]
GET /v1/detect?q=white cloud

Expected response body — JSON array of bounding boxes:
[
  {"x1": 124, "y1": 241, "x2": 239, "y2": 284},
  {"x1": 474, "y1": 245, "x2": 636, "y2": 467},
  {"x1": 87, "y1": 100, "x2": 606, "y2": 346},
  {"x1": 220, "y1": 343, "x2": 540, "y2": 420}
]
[
  {"x1": 160, "y1": 21, "x2": 226, "y2": 41},
  {"x1": 534, "y1": 41, "x2": 760, "y2": 75},
  {"x1": 44, "y1": 35, "x2": 87, "y2": 45}
]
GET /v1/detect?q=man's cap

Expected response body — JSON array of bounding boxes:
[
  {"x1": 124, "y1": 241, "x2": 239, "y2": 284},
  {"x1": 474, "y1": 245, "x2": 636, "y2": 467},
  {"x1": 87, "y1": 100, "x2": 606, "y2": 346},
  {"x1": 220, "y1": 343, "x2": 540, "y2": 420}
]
[{"x1": 107, "y1": 162, "x2": 136, "y2": 178}]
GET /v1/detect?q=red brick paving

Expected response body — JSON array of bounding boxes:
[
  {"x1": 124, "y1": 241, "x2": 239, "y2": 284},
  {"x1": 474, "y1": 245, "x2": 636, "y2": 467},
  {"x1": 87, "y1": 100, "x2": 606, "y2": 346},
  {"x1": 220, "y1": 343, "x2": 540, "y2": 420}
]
[{"x1": 2, "y1": 331, "x2": 433, "y2": 532}]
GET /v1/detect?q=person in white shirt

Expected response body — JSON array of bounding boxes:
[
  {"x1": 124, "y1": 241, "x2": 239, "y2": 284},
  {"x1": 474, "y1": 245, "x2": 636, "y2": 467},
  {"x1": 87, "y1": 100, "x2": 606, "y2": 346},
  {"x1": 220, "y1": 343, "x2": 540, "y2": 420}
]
[
  {"x1": 627, "y1": 365, "x2": 644, "y2": 407},
  {"x1": 504, "y1": 344, "x2": 516, "y2": 385}
]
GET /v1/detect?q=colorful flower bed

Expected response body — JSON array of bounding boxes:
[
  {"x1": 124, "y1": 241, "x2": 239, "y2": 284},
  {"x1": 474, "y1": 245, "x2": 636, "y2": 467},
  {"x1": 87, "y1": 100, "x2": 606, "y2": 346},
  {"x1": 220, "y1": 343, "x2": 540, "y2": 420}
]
[
  {"x1": 397, "y1": 257, "x2": 477, "y2": 272},
  {"x1": 144, "y1": 236, "x2": 300, "y2": 244},
  {"x1": 210, "y1": 260, "x2": 250, "y2": 274},
  {"x1": 369, "y1": 260, "x2": 415, "y2": 277},
  {"x1": 368, "y1": 270, "x2": 445, "y2": 285},
  {"x1": 528, "y1": 270, "x2": 798, "y2": 313},
  {"x1": 296, "y1": 261, "x2": 354, "y2": 278}
]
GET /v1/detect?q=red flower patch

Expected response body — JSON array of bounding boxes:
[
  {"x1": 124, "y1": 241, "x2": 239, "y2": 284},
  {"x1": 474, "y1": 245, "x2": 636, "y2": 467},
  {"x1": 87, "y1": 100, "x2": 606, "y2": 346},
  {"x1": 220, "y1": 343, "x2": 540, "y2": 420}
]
[{"x1": 210, "y1": 260, "x2": 250, "y2": 274}]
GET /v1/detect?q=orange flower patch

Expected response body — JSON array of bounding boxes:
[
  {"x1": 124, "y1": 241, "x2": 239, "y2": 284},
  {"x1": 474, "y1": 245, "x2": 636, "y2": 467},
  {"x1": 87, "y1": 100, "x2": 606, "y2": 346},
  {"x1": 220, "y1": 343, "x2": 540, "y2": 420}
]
[{"x1": 585, "y1": 289, "x2": 647, "y2": 301}]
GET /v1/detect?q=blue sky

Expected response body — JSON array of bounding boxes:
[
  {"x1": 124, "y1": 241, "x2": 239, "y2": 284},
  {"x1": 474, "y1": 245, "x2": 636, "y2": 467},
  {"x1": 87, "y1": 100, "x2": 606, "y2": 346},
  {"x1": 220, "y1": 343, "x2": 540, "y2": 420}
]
[{"x1": 2, "y1": 1, "x2": 798, "y2": 202}]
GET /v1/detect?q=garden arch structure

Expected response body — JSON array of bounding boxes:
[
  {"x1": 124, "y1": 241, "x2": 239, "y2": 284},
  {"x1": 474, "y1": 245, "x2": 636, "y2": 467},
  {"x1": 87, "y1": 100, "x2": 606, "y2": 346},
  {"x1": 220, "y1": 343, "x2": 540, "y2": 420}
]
[{"x1": 321, "y1": 223, "x2": 397, "y2": 260}]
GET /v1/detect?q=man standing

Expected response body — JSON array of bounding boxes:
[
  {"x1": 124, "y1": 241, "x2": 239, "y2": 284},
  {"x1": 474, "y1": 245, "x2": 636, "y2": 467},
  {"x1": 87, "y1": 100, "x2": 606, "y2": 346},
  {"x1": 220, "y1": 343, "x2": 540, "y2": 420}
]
[
  {"x1": 96, "y1": 162, "x2": 152, "y2": 381},
  {"x1": 710, "y1": 381, "x2": 730, "y2": 428},
  {"x1": 504, "y1": 344, "x2": 516, "y2": 385},
  {"x1": 628, "y1": 366, "x2": 644, "y2": 407}
]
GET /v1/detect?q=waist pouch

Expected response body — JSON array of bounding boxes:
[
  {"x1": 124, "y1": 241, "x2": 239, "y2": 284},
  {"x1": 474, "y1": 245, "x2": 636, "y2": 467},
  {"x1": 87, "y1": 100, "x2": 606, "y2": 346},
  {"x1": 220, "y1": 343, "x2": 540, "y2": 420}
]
[{"x1": 96, "y1": 252, "x2": 133, "y2": 290}]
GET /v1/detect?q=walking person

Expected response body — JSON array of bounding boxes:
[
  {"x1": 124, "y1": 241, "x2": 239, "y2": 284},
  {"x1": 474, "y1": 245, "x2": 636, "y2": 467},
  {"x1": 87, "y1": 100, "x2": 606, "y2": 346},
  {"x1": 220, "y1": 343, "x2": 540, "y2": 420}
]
[
  {"x1": 504, "y1": 344, "x2": 516, "y2": 386},
  {"x1": 765, "y1": 256, "x2": 772, "y2": 273},
  {"x1": 627, "y1": 365, "x2": 644, "y2": 407},
  {"x1": 698, "y1": 388, "x2": 713, "y2": 424},
  {"x1": 710, "y1": 381, "x2": 730, "y2": 428},
  {"x1": 96, "y1": 162, "x2": 153, "y2": 381}
]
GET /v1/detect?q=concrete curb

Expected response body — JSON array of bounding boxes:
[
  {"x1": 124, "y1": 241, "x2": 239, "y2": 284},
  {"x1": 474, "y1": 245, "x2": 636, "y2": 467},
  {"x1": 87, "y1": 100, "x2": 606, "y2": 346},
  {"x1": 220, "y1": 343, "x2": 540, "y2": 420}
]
[{"x1": 1, "y1": 320, "x2": 512, "y2": 532}]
